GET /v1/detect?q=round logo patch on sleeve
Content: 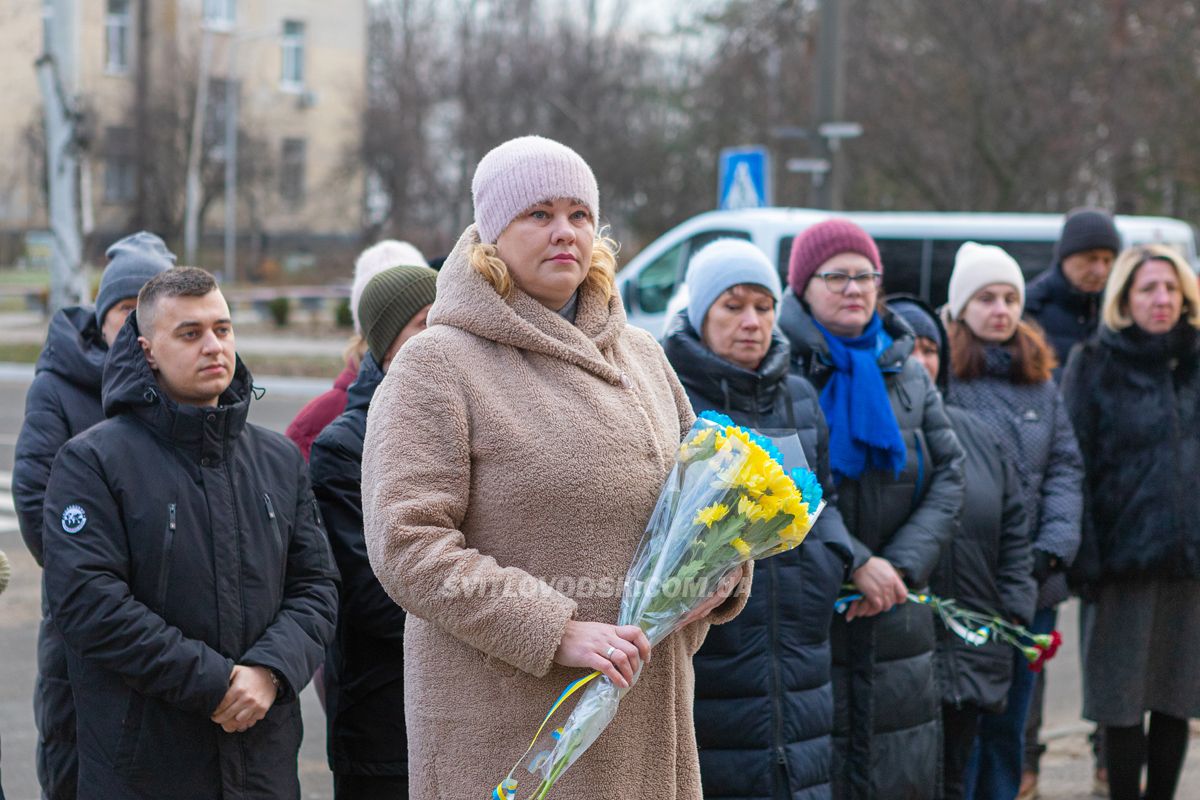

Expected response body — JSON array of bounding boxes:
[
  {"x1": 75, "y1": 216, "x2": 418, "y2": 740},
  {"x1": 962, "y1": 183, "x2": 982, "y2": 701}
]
[{"x1": 61, "y1": 504, "x2": 88, "y2": 534}]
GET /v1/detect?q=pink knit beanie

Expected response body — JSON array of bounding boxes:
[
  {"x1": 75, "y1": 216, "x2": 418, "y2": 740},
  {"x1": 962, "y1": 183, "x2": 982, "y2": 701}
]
[
  {"x1": 471, "y1": 136, "x2": 600, "y2": 243},
  {"x1": 787, "y1": 218, "x2": 882, "y2": 294}
]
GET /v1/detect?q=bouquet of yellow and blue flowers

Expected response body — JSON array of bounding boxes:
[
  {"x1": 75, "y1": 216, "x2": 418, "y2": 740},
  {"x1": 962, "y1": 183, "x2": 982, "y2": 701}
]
[{"x1": 493, "y1": 411, "x2": 826, "y2": 800}]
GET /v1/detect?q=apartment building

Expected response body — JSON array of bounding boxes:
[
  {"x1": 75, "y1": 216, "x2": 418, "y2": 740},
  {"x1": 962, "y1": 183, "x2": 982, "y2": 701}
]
[{"x1": 0, "y1": 0, "x2": 367, "y2": 269}]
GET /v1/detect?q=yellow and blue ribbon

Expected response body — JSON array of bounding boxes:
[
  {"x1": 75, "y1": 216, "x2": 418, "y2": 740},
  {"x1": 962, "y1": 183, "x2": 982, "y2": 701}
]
[{"x1": 491, "y1": 670, "x2": 603, "y2": 799}]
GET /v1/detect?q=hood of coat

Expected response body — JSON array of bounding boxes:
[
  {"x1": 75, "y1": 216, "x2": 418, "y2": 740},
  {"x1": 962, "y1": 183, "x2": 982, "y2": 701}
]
[
  {"x1": 345, "y1": 352, "x2": 385, "y2": 415},
  {"x1": 426, "y1": 224, "x2": 629, "y2": 386},
  {"x1": 661, "y1": 308, "x2": 791, "y2": 416},
  {"x1": 35, "y1": 306, "x2": 108, "y2": 392},
  {"x1": 101, "y1": 310, "x2": 253, "y2": 457},
  {"x1": 777, "y1": 288, "x2": 915, "y2": 374}
]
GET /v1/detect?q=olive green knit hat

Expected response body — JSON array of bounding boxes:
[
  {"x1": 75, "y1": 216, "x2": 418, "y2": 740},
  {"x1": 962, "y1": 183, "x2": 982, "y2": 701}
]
[{"x1": 358, "y1": 265, "x2": 438, "y2": 364}]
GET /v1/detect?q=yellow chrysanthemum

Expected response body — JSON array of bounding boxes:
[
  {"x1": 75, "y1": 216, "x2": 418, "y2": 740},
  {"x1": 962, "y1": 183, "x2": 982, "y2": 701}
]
[
  {"x1": 731, "y1": 537, "x2": 752, "y2": 557},
  {"x1": 757, "y1": 494, "x2": 784, "y2": 518},
  {"x1": 694, "y1": 503, "x2": 731, "y2": 528}
]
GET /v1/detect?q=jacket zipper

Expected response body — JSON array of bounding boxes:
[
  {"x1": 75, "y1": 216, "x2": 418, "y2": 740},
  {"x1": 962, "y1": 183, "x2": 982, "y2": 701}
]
[
  {"x1": 156, "y1": 503, "x2": 176, "y2": 613},
  {"x1": 767, "y1": 558, "x2": 788, "y2": 781},
  {"x1": 264, "y1": 493, "x2": 287, "y2": 586}
]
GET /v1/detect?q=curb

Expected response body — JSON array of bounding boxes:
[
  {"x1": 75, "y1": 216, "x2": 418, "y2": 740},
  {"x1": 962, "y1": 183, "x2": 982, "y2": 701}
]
[{"x1": 0, "y1": 362, "x2": 330, "y2": 399}]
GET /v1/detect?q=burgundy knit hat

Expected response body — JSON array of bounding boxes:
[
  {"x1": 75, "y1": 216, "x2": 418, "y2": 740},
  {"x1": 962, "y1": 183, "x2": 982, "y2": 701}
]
[{"x1": 787, "y1": 218, "x2": 882, "y2": 294}]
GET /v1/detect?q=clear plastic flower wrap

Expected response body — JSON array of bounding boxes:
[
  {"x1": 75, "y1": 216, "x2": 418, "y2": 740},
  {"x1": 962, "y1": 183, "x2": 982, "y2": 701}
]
[{"x1": 493, "y1": 411, "x2": 826, "y2": 800}]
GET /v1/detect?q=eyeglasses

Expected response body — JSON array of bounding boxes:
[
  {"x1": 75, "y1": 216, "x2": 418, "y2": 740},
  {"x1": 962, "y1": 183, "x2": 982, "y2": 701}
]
[{"x1": 814, "y1": 271, "x2": 883, "y2": 294}]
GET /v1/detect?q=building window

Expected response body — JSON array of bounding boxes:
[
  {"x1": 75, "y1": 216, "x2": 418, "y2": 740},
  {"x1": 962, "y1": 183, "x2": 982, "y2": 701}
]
[
  {"x1": 203, "y1": 0, "x2": 236, "y2": 28},
  {"x1": 105, "y1": 0, "x2": 131, "y2": 74},
  {"x1": 281, "y1": 20, "x2": 305, "y2": 88},
  {"x1": 104, "y1": 126, "x2": 136, "y2": 203},
  {"x1": 280, "y1": 138, "x2": 306, "y2": 207}
]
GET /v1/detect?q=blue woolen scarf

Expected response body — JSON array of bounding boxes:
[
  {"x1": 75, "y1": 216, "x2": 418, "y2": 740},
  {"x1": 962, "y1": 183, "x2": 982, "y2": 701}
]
[{"x1": 814, "y1": 314, "x2": 907, "y2": 483}]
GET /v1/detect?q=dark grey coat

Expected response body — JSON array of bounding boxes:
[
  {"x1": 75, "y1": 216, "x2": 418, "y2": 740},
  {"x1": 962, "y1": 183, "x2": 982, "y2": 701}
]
[
  {"x1": 947, "y1": 348, "x2": 1083, "y2": 609},
  {"x1": 42, "y1": 313, "x2": 339, "y2": 800},
  {"x1": 778, "y1": 291, "x2": 965, "y2": 800},
  {"x1": 933, "y1": 406, "x2": 1035, "y2": 713}
]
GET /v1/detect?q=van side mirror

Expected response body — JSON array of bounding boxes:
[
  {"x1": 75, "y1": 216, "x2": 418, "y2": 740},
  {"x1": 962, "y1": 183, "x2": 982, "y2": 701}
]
[{"x1": 621, "y1": 279, "x2": 635, "y2": 312}]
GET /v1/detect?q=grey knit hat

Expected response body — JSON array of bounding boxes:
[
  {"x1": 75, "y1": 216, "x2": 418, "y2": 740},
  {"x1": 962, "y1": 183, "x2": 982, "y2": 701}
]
[
  {"x1": 686, "y1": 239, "x2": 781, "y2": 335},
  {"x1": 97, "y1": 232, "x2": 176, "y2": 325},
  {"x1": 359, "y1": 265, "x2": 438, "y2": 364},
  {"x1": 471, "y1": 136, "x2": 599, "y2": 243}
]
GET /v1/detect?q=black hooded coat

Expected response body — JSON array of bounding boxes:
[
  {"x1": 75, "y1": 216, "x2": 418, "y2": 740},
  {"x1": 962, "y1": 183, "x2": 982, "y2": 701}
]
[
  {"x1": 309, "y1": 354, "x2": 410, "y2": 779},
  {"x1": 13, "y1": 306, "x2": 108, "y2": 800},
  {"x1": 41, "y1": 312, "x2": 339, "y2": 800}
]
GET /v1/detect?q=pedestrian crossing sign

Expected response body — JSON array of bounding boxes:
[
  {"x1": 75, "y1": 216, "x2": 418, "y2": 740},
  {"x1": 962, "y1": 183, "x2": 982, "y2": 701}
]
[{"x1": 718, "y1": 146, "x2": 771, "y2": 210}]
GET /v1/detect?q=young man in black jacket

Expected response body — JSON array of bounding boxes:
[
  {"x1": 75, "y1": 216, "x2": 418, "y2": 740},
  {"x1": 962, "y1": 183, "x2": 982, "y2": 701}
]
[
  {"x1": 41, "y1": 267, "x2": 339, "y2": 800},
  {"x1": 310, "y1": 264, "x2": 437, "y2": 799},
  {"x1": 13, "y1": 231, "x2": 173, "y2": 800}
]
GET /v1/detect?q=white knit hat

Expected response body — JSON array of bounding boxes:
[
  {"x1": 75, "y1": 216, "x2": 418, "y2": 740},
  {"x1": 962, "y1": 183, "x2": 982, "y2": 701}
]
[
  {"x1": 351, "y1": 240, "x2": 428, "y2": 334},
  {"x1": 471, "y1": 136, "x2": 600, "y2": 243},
  {"x1": 947, "y1": 242, "x2": 1026, "y2": 320}
]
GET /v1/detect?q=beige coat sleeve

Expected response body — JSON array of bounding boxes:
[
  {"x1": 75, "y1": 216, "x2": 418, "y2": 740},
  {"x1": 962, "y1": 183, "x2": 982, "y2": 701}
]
[{"x1": 362, "y1": 338, "x2": 577, "y2": 678}]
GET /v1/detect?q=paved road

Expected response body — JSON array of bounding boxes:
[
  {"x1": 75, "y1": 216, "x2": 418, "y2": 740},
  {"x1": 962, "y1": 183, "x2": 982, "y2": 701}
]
[{"x1": 0, "y1": 371, "x2": 1196, "y2": 799}]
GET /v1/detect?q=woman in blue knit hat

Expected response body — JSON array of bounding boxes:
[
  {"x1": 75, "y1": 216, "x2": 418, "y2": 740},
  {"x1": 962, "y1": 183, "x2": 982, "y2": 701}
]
[{"x1": 663, "y1": 239, "x2": 853, "y2": 800}]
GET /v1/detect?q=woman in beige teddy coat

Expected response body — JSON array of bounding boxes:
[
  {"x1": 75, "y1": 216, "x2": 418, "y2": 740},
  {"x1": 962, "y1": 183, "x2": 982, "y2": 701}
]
[{"x1": 362, "y1": 136, "x2": 751, "y2": 799}]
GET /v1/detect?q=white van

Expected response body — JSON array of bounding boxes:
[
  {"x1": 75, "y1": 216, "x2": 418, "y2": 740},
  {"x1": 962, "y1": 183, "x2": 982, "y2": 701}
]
[{"x1": 616, "y1": 208, "x2": 1199, "y2": 337}]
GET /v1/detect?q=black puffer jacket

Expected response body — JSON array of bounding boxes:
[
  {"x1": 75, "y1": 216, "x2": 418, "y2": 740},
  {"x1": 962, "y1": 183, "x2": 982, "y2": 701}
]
[
  {"x1": 777, "y1": 291, "x2": 964, "y2": 800},
  {"x1": 663, "y1": 311, "x2": 853, "y2": 800},
  {"x1": 934, "y1": 406, "x2": 1035, "y2": 713},
  {"x1": 1061, "y1": 323, "x2": 1200, "y2": 584},
  {"x1": 41, "y1": 313, "x2": 339, "y2": 800},
  {"x1": 14, "y1": 306, "x2": 107, "y2": 563},
  {"x1": 1024, "y1": 263, "x2": 1101, "y2": 374},
  {"x1": 13, "y1": 305, "x2": 107, "y2": 800},
  {"x1": 310, "y1": 354, "x2": 408, "y2": 779}
]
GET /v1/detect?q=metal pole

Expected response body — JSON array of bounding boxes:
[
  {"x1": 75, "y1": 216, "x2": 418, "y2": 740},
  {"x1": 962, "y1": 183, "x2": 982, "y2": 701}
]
[
  {"x1": 183, "y1": 28, "x2": 214, "y2": 266},
  {"x1": 36, "y1": 55, "x2": 84, "y2": 312},
  {"x1": 224, "y1": 35, "x2": 238, "y2": 283},
  {"x1": 37, "y1": 0, "x2": 86, "y2": 313},
  {"x1": 813, "y1": 0, "x2": 846, "y2": 209}
]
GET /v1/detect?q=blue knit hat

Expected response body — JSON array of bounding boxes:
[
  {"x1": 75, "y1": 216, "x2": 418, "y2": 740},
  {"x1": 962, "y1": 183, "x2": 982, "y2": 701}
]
[
  {"x1": 686, "y1": 239, "x2": 782, "y2": 334},
  {"x1": 96, "y1": 232, "x2": 176, "y2": 325}
]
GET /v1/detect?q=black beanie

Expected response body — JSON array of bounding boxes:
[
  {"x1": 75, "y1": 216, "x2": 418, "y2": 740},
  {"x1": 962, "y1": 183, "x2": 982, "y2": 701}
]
[
  {"x1": 1054, "y1": 208, "x2": 1121, "y2": 264},
  {"x1": 359, "y1": 265, "x2": 438, "y2": 364}
]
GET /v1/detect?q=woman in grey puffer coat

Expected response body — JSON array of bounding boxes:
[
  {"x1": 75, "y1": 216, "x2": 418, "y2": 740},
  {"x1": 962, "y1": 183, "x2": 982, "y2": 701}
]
[{"x1": 942, "y1": 243, "x2": 1083, "y2": 800}]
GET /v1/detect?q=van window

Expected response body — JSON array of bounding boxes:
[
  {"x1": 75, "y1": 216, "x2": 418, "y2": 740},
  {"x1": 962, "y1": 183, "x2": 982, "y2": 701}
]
[
  {"x1": 875, "y1": 239, "x2": 927, "y2": 299},
  {"x1": 634, "y1": 229, "x2": 750, "y2": 313},
  {"x1": 635, "y1": 241, "x2": 685, "y2": 314}
]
